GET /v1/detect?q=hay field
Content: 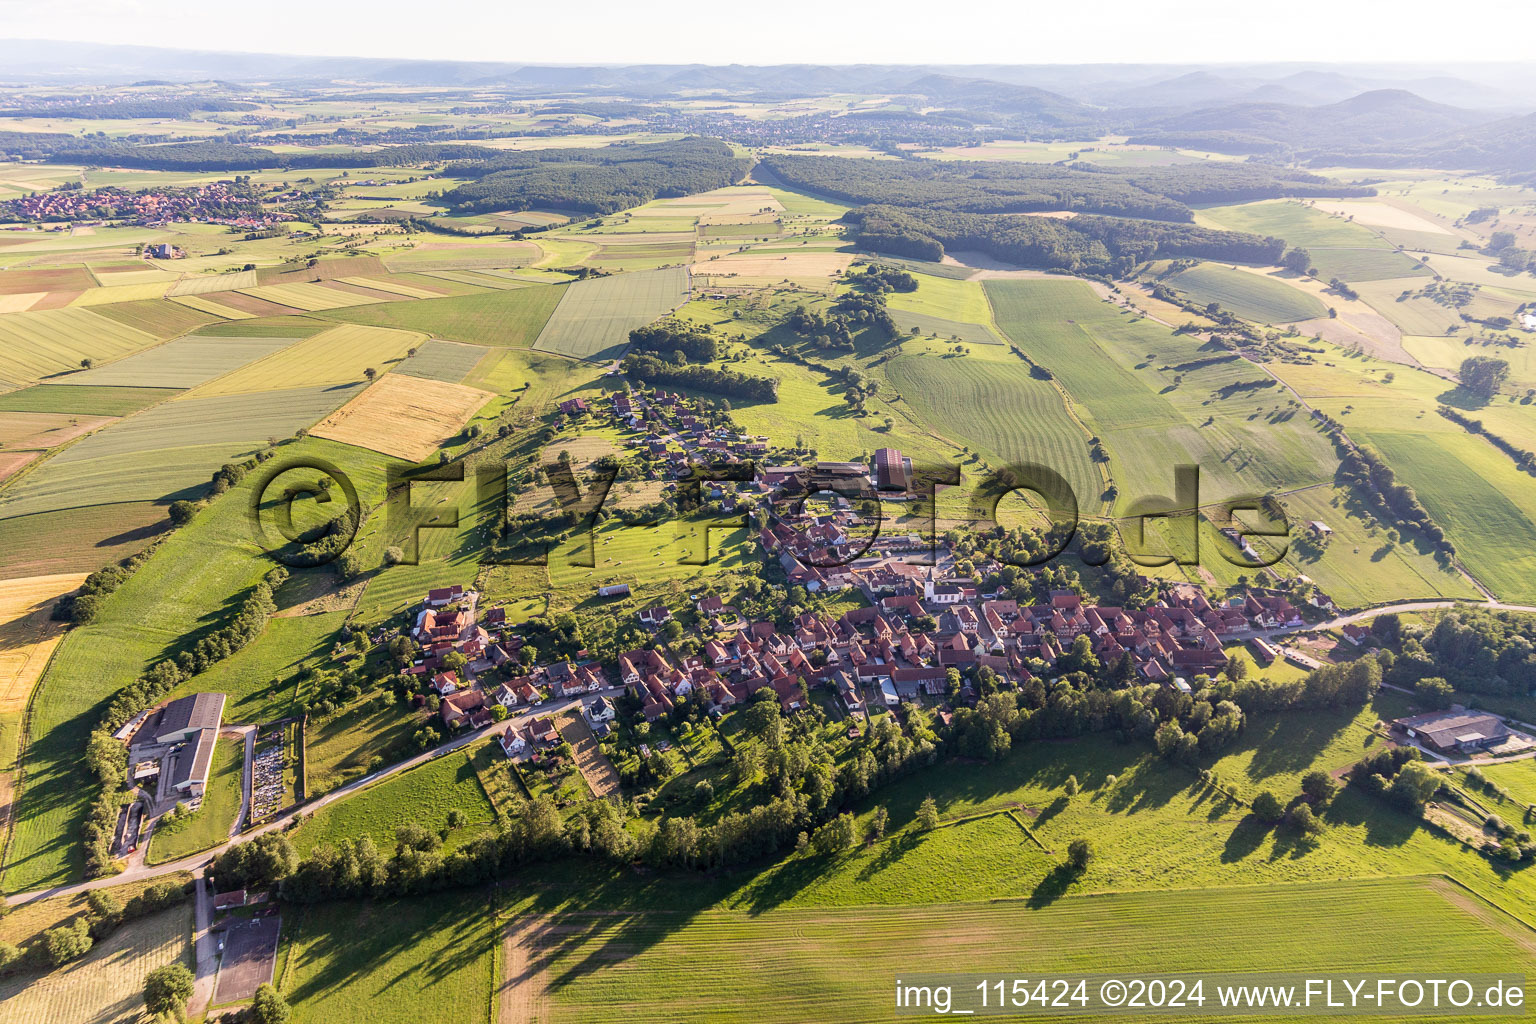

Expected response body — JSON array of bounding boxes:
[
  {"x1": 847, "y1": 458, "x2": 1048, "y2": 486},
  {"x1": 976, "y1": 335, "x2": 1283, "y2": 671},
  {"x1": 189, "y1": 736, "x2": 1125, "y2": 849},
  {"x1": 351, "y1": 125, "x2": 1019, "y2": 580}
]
[
  {"x1": 0, "y1": 307, "x2": 159, "y2": 391},
  {"x1": 883, "y1": 352, "x2": 1100, "y2": 506},
  {"x1": 0, "y1": 412, "x2": 115, "y2": 450},
  {"x1": 1353, "y1": 278, "x2": 1463, "y2": 336},
  {"x1": 193, "y1": 324, "x2": 424, "y2": 396},
  {"x1": 0, "y1": 905, "x2": 192, "y2": 1024},
  {"x1": 394, "y1": 339, "x2": 489, "y2": 383},
  {"x1": 985, "y1": 277, "x2": 1338, "y2": 513},
  {"x1": 1164, "y1": 264, "x2": 1327, "y2": 323},
  {"x1": 312, "y1": 373, "x2": 494, "y2": 461},
  {"x1": 532, "y1": 266, "x2": 690, "y2": 361},
  {"x1": 318, "y1": 284, "x2": 566, "y2": 347},
  {"x1": 0, "y1": 385, "x2": 177, "y2": 416},
  {"x1": 53, "y1": 334, "x2": 293, "y2": 389},
  {"x1": 884, "y1": 273, "x2": 992, "y2": 323},
  {"x1": 516, "y1": 878, "x2": 1532, "y2": 1024},
  {"x1": 0, "y1": 573, "x2": 86, "y2": 715}
]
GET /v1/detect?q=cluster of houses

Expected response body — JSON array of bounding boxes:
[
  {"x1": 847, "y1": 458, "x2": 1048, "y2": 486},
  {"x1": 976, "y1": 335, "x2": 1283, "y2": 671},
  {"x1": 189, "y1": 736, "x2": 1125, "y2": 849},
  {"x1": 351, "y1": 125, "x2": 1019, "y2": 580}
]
[
  {"x1": 1, "y1": 182, "x2": 273, "y2": 226},
  {"x1": 116, "y1": 692, "x2": 227, "y2": 811},
  {"x1": 615, "y1": 574, "x2": 1315, "y2": 721},
  {"x1": 555, "y1": 388, "x2": 772, "y2": 478}
]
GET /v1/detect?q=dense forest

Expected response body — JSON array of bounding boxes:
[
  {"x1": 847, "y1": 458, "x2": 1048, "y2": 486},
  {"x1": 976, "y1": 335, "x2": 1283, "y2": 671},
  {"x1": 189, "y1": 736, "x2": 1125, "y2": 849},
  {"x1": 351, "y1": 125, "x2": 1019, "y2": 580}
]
[
  {"x1": 437, "y1": 138, "x2": 753, "y2": 214},
  {"x1": 760, "y1": 154, "x2": 1371, "y2": 222},
  {"x1": 841, "y1": 205, "x2": 1284, "y2": 276}
]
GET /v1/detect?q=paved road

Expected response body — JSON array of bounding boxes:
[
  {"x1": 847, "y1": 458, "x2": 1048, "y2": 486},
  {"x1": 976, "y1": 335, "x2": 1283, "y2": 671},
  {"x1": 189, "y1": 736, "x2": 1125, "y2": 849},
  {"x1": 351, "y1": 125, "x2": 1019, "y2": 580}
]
[
  {"x1": 4, "y1": 689, "x2": 619, "y2": 907},
  {"x1": 233, "y1": 725, "x2": 255, "y2": 841},
  {"x1": 188, "y1": 872, "x2": 216, "y2": 1018}
]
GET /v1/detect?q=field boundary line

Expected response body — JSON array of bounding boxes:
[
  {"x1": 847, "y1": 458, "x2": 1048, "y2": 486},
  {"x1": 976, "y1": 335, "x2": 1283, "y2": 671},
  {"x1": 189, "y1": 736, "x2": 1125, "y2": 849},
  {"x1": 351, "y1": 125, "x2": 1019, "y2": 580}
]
[{"x1": 1001, "y1": 809, "x2": 1050, "y2": 852}]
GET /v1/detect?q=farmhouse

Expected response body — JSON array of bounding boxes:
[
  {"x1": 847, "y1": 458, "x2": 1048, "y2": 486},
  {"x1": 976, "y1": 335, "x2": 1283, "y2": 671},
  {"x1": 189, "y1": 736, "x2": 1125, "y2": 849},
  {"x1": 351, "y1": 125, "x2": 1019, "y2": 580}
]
[{"x1": 1394, "y1": 710, "x2": 1511, "y2": 755}]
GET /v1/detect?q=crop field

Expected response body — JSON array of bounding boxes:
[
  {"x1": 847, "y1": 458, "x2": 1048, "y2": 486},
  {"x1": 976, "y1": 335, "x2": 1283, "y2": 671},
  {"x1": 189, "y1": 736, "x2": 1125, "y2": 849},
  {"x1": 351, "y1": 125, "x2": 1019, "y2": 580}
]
[
  {"x1": 883, "y1": 352, "x2": 1101, "y2": 507},
  {"x1": 145, "y1": 731, "x2": 244, "y2": 863},
  {"x1": 510, "y1": 877, "x2": 1530, "y2": 1024},
  {"x1": 276, "y1": 891, "x2": 495, "y2": 1024},
  {"x1": 0, "y1": 386, "x2": 364, "y2": 521},
  {"x1": 0, "y1": 267, "x2": 95, "y2": 295},
  {"x1": 68, "y1": 282, "x2": 174, "y2": 307},
  {"x1": 0, "y1": 411, "x2": 115, "y2": 450},
  {"x1": 53, "y1": 334, "x2": 294, "y2": 389},
  {"x1": 383, "y1": 240, "x2": 541, "y2": 272},
  {"x1": 1163, "y1": 264, "x2": 1327, "y2": 323},
  {"x1": 167, "y1": 293, "x2": 257, "y2": 319},
  {"x1": 235, "y1": 281, "x2": 378, "y2": 311},
  {"x1": 692, "y1": 251, "x2": 852, "y2": 286},
  {"x1": 0, "y1": 573, "x2": 86, "y2": 718},
  {"x1": 0, "y1": 307, "x2": 160, "y2": 392},
  {"x1": 319, "y1": 283, "x2": 566, "y2": 347},
  {"x1": 0, "y1": 905, "x2": 192, "y2": 1024},
  {"x1": 984, "y1": 279, "x2": 1338, "y2": 514},
  {"x1": 338, "y1": 275, "x2": 443, "y2": 299},
  {"x1": 0, "y1": 503, "x2": 168, "y2": 581},
  {"x1": 193, "y1": 324, "x2": 422, "y2": 396},
  {"x1": 312, "y1": 373, "x2": 494, "y2": 461},
  {"x1": 167, "y1": 269, "x2": 260, "y2": 295},
  {"x1": 532, "y1": 266, "x2": 690, "y2": 361},
  {"x1": 394, "y1": 339, "x2": 490, "y2": 383},
  {"x1": 0, "y1": 450, "x2": 38, "y2": 482},
  {"x1": 290, "y1": 743, "x2": 500, "y2": 856},
  {"x1": 0, "y1": 384, "x2": 178, "y2": 416},
  {"x1": 86, "y1": 297, "x2": 222, "y2": 338}
]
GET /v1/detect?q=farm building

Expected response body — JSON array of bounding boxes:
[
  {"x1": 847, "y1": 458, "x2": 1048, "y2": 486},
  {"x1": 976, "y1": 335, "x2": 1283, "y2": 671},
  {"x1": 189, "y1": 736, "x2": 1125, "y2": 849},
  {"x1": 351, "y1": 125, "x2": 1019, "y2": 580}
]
[
  {"x1": 1393, "y1": 710, "x2": 1511, "y2": 755},
  {"x1": 135, "y1": 692, "x2": 226, "y2": 745},
  {"x1": 875, "y1": 447, "x2": 911, "y2": 491}
]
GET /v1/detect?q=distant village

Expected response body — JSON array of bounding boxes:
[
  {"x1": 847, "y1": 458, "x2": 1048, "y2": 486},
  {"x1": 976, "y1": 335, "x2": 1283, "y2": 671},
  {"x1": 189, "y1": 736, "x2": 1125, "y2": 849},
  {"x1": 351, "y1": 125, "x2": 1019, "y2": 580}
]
[{"x1": 0, "y1": 181, "x2": 284, "y2": 228}]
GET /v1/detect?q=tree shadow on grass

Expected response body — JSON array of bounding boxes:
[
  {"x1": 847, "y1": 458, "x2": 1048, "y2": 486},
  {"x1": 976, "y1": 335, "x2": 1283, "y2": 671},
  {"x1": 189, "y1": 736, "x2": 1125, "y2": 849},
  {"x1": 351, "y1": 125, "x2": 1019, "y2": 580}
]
[
  {"x1": 1026, "y1": 863, "x2": 1080, "y2": 909},
  {"x1": 854, "y1": 830, "x2": 923, "y2": 884},
  {"x1": 1220, "y1": 815, "x2": 1271, "y2": 863}
]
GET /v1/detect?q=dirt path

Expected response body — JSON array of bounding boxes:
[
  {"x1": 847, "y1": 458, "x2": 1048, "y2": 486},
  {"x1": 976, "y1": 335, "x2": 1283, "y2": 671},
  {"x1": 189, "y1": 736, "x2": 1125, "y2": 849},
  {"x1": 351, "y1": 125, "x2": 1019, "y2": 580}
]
[{"x1": 499, "y1": 915, "x2": 553, "y2": 1024}]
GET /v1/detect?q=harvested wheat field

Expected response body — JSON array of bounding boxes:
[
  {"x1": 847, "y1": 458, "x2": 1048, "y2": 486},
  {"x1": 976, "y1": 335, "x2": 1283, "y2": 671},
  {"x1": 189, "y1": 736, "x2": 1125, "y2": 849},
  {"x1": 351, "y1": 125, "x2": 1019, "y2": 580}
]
[
  {"x1": 0, "y1": 451, "x2": 39, "y2": 483},
  {"x1": 691, "y1": 251, "x2": 853, "y2": 281},
  {"x1": 0, "y1": 572, "x2": 87, "y2": 715},
  {"x1": 311, "y1": 373, "x2": 494, "y2": 461}
]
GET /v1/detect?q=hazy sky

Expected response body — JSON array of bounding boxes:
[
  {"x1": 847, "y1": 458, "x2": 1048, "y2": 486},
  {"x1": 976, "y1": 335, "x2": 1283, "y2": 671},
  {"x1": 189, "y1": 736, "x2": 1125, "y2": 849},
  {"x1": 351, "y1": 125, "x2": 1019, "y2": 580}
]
[{"x1": 2, "y1": 0, "x2": 1534, "y2": 65}]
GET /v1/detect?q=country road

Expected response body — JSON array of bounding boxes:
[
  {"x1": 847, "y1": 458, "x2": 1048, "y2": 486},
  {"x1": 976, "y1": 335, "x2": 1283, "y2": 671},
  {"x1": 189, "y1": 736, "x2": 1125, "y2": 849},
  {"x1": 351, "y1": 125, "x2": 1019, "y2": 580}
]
[{"x1": 3, "y1": 690, "x2": 619, "y2": 908}]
